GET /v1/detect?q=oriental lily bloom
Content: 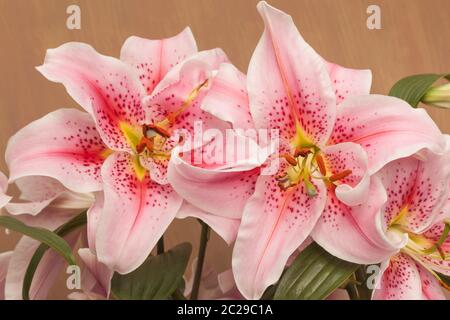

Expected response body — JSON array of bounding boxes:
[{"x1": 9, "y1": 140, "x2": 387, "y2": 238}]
[
  {"x1": 23, "y1": 28, "x2": 240, "y2": 274},
  {"x1": 229, "y1": 2, "x2": 446, "y2": 299},
  {"x1": 312, "y1": 137, "x2": 450, "y2": 300}
]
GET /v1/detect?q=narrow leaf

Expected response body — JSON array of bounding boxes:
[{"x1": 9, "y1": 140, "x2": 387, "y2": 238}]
[
  {"x1": 22, "y1": 211, "x2": 87, "y2": 300},
  {"x1": 112, "y1": 242, "x2": 192, "y2": 300},
  {"x1": 274, "y1": 242, "x2": 359, "y2": 300},
  {"x1": 0, "y1": 215, "x2": 76, "y2": 267},
  {"x1": 389, "y1": 73, "x2": 448, "y2": 107}
]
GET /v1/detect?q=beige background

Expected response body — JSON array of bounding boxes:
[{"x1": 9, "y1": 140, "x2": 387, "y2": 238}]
[{"x1": 0, "y1": 0, "x2": 449, "y2": 299}]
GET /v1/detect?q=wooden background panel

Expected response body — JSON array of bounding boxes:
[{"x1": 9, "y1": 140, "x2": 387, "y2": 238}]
[{"x1": 0, "y1": 0, "x2": 449, "y2": 299}]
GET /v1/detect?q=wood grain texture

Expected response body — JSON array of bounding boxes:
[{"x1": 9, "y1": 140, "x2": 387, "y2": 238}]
[{"x1": 0, "y1": 0, "x2": 449, "y2": 299}]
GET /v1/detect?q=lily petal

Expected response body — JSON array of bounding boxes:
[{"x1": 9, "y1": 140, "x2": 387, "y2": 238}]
[
  {"x1": 201, "y1": 63, "x2": 254, "y2": 130},
  {"x1": 144, "y1": 58, "x2": 228, "y2": 133},
  {"x1": 232, "y1": 174, "x2": 327, "y2": 299},
  {"x1": 6, "y1": 108, "x2": 106, "y2": 193},
  {"x1": 377, "y1": 153, "x2": 450, "y2": 233},
  {"x1": 372, "y1": 253, "x2": 424, "y2": 300},
  {"x1": 312, "y1": 177, "x2": 406, "y2": 264},
  {"x1": 153, "y1": 48, "x2": 229, "y2": 94},
  {"x1": 168, "y1": 133, "x2": 263, "y2": 219},
  {"x1": 416, "y1": 262, "x2": 446, "y2": 300},
  {"x1": 95, "y1": 152, "x2": 183, "y2": 274},
  {"x1": 323, "y1": 142, "x2": 370, "y2": 206},
  {"x1": 37, "y1": 43, "x2": 145, "y2": 151},
  {"x1": 87, "y1": 192, "x2": 104, "y2": 253},
  {"x1": 0, "y1": 251, "x2": 12, "y2": 300},
  {"x1": 330, "y1": 94, "x2": 446, "y2": 174},
  {"x1": 77, "y1": 248, "x2": 113, "y2": 298},
  {"x1": 326, "y1": 62, "x2": 372, "y2": 104},
  {"x1": 120, "y1": 27, "x2": 198, "y2": 95},
  {"x1": 0, "y1": 172, "x2": 12, "y2": 208},
  {"x1": 418, "y1": 221, "x2": 450, "y2": 275},
  {"x1": 248, "y1": 1, "x2": 336, "y2": 145},
  {"x1": 176, "y1": 201, "x2": 240, "y2": 245}
]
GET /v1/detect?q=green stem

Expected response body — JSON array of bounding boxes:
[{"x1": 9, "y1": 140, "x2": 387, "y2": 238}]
[
  {"x1": 157, "y1": 236, "x2": 165, "y2": 255},
  {"x1": 345, "y1": 273, "x2": 360, "y2": 300},
  {"x1": 190, "y1": 220, "x2": 210, "y2": 300}
]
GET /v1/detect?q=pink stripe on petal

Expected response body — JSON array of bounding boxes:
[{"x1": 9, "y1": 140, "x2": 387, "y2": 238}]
[
  {"x1": 6, "y1": 109, "x2": 106, "y2": 194},
  {"x1": 248, "y1": 2, "x2": 336, "y2": 145},
  {"x1": 37, "y1": 43, "x2": 146, "y2": 151},
  {"x1": 95, "y1": 152, "x2": 182, "y2": 274},
  {"x1": 232, "y1": 174, "x2": 327, "y2": 299}
]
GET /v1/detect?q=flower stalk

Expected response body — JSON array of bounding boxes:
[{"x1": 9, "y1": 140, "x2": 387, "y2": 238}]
[{"x1": 190, "y1": 219, "x2": 210, "y2": 300}]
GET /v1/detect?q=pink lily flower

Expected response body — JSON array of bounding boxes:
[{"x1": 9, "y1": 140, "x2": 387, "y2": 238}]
[
  {"x1": 229, "y1": 2, "x2": 444, "y2": 299},
  {"x1": 312, "y1": 136, "x2": 450, "y2": 299},
  {"x1": 8, "y1": 27, "x2": 244, "y2": 274},
  {"x1": 170, "y1": 1, "x2": 446, "y2": 299}
]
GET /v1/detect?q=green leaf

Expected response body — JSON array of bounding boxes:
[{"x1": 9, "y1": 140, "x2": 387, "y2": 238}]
[
  {"x1": 0, "y1": 216, "x2": 77, "y2": 267},
  {"x1": 388, "y1": 73, "x2": 449, "y2": 107},
  {"x1": 274, "y1": 242, "x2": 359, "y2": 300},
  {"x1": 111, "y1": 242, "x2": 192, "y2": 300},
  {"x1": 22, "y1": 211, "x2": 87, "y2": 300},
  {"x1": 437, "y1": 273, "x2": 450, "y2": 289}
]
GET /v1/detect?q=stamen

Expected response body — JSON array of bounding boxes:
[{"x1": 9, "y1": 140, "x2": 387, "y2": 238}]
[
  {"x1": 329, "y1": 169, "x2": 352, "y2": 182},
  {"x1": 283, "y1": 153, "x2": 298, "y2": 166},
  {"x1": 136, "y1": 137, "x2": 147, "y2": 154},
  {"x1": 145, "y1": 124, "x2": 171, "y2": 139},
  {"x1": 315, "y1": 154, "x2": 327, "y2": 176},
  {"x1": 294, "y1": 147, "x2": 311, "y2": 158},
  {"x1": 423, "y1": 222, "x2": 450, "y2": 259}
]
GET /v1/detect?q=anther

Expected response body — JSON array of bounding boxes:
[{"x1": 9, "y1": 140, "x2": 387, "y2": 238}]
[
  {"x1": 294, "y1": 147, "x2": 311, "y2": 158},
  {"x1": 329, "y1": 169, "x2": 352, "y2": 182},
  {"x1": 315, "y1": 154, "x2": 327, "y2": 176},
  {"x1": 144, "y1": 124, "x2": 171, "y2": 139},
  {"x1": 283, "y1": 154, "x2": 298, "y2": 166},
  {"x1": 136, "y1": 137, "x2": 147, "y2": 154}
]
